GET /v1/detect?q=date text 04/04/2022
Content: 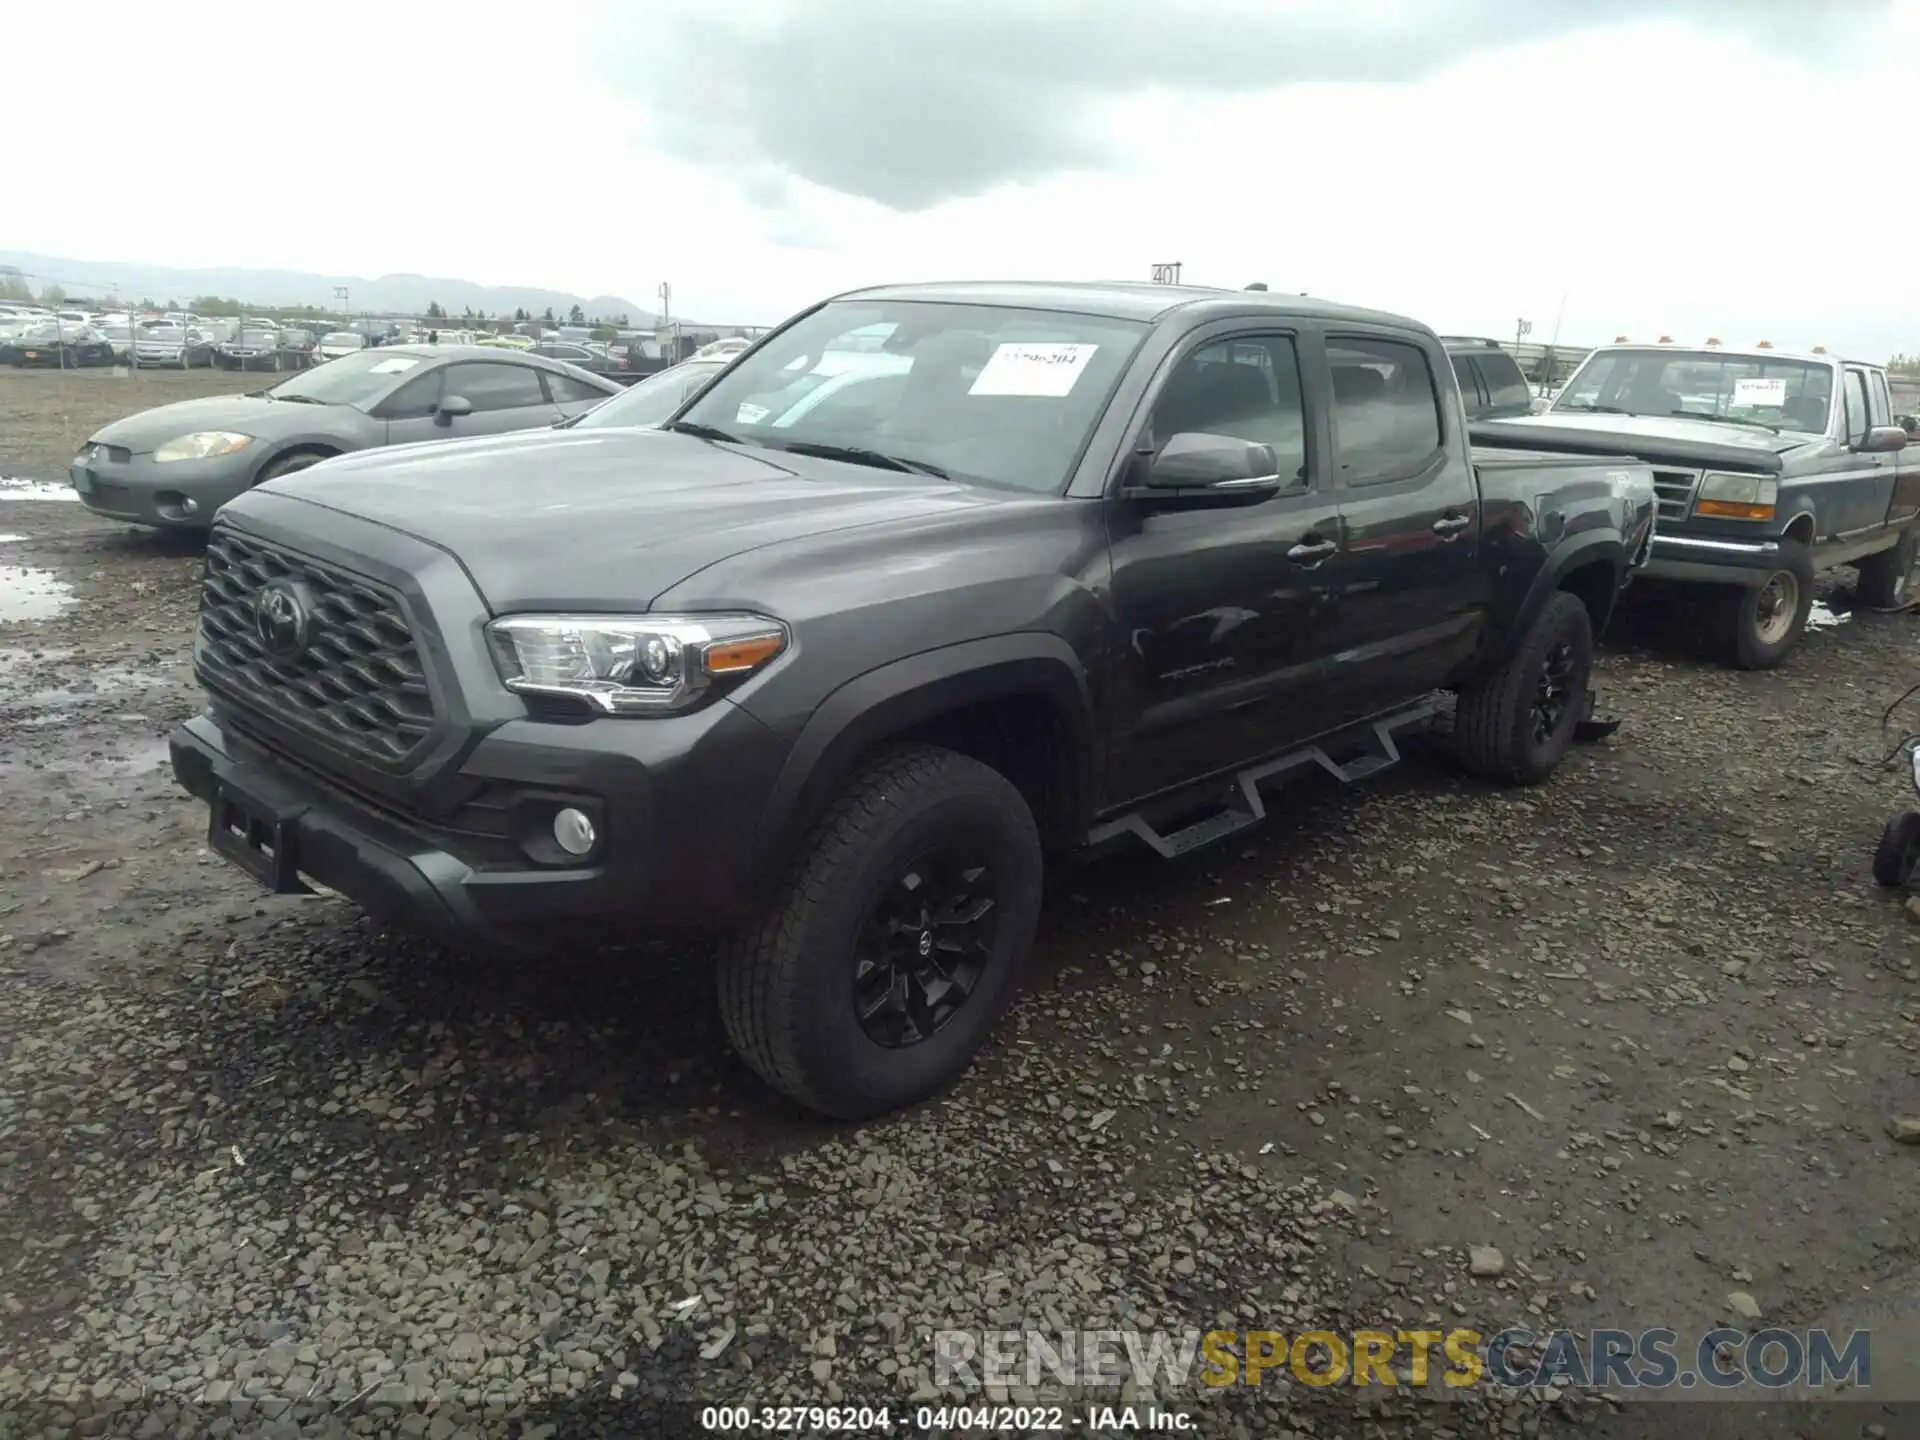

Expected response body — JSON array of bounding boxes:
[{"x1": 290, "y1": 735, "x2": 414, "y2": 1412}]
[{"x1": 698, "y1": 1404, "x2": 1196, "y2": 1431}]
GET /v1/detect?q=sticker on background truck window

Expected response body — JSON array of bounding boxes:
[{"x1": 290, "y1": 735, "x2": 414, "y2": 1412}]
[
  {"x1": 1732, "y1": 377, "x2": 1786, "y2": 407},
  {"x1": 967, "y1": 343, "x2": 1099, "y2": 397}
]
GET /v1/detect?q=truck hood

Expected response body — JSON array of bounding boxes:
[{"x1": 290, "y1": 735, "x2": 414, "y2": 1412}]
[
  {"x1": 91, "y1": 394, "x2": 345, "y2": 453},
  {"x1": 251, "y1": 427, "x2": 1003, "y2": 612},
  {"x1": 1471, "y1": 413, "x2": 1798, "y2": 475}
]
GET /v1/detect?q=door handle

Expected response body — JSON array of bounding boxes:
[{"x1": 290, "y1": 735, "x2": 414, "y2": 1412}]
[
  {"x1": 1433, "y1": 513, "x2": 1471, "y2": 537},
  {"x1": 1287, "y1": 538, "x2": 1338, "y2": 563}
]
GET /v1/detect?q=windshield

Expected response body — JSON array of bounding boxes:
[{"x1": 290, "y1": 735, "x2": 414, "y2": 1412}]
[
  {"x1": 574, "y1": 362, "x2": 727, "y2": 430},
  {"x1": 676, "y1": 300, "x2": 1148, "y2": 492},
  {"x1": 266, "y1": 349, "x2": 423, "y2": 407},
  {"x1": 1554, "y1": 348, "x2": 1833, "y2": 433}
]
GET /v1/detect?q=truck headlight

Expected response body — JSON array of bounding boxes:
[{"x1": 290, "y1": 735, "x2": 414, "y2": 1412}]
[
  {"x1": 486, "y1": 613, "x2": 787, "y2": 714},
  {"x1": 153, "y1": 431, "x2": 253, "y2": 463},
  {"x1": 1694, "y1": 472, "x2": 1778, "y2": 521}
]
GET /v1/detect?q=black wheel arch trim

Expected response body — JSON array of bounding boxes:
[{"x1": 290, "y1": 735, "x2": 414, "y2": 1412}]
[
  {"x1": 1493, "y1": 532, "x2": 1625, "y2": 665},
  {"x1": 753, "y1": 633, "x2": 1097, "y2": 889},
  {"x1": 249, "y1": 442, "x2": 344, "y2": 486}
]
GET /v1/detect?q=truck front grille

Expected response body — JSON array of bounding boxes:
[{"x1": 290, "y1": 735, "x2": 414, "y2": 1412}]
[
  {"x1": 197, "y1": 526, "x2": 435, "y2": 767},
  {"x1": 1650, "y1": 468, "x2": 1702, "y2": 523}
]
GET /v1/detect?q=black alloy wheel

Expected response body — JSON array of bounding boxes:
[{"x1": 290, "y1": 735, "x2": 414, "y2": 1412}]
[
  {"x1": 1531, "y1": 638, "x2": 1577, "y2": 747},
  {"x1": 853, "y1": 851, "x2": 998, "y2": 1048}
]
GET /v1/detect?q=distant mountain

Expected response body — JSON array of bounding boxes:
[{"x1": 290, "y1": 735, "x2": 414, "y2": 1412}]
[{"x1": 0, "y1": 251, "x2": 654, "y2": 325}]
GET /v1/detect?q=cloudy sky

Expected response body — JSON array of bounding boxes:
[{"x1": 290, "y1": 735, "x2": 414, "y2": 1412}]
[{"x1": 12, "y1": 0, "x2": 1916, "y2": 355}]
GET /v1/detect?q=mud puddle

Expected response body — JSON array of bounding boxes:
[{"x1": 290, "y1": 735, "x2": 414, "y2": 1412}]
[
  {"x1": 0, "y1": 564, "x2": 75, "y2": 622},
  {"x1": 0, "y1": 479, "x2": 78, "y2": 502}
]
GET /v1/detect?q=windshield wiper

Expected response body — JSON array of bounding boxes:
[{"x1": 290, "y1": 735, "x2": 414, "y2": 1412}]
[
  {"x1": 268, "y1": 392, "x2": 325, "y2": 405},
  {"x1": 1556, "y1": 403, "x2": 1632, "y2": 414},
  {"x1": 777, "y1": 440, "x2": 951, "y2": 480},
  {"x1": 663, "y1": 419, "x2": 744, "y2": 445},
  {"x1": 1669, "y1": 410, "x2": 1779, "y2": 434}
]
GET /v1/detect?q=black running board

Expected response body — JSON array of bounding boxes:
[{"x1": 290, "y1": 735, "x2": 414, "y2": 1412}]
[{"x1": 1086, "y1": 698, "x2": 1438, "y2": 860}]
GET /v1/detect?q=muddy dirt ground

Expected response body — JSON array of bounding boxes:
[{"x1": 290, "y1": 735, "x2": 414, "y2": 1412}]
[{"x1": 3, "y1": 366, "x2": 1920, "y2": 1438}]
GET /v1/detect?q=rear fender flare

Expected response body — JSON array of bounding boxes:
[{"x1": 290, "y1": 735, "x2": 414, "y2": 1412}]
[
  {"x1": 1500, "y1": 533, "x2": 1625, "y2": 662},
  {"x1": 754, "y1": 634, "x2": 1096, "y2": 887}
]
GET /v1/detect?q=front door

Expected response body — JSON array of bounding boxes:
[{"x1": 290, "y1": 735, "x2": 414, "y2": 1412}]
[
  {"x1": 1836, "y1": 366, "x2": 1898, "y2": 536},
  {"x1": 1104, "y1": 329, "x2": 1348, "y2": 806},
  {"x1": 1321, "y1": 332, "x2": 1486, "y2": 717},
  {"x1": 381, "y1": 361, "x2": 562, "y2": 445},
  {"x1": 1870, "y1": 368, "x2": 1920, "y2": 525}
]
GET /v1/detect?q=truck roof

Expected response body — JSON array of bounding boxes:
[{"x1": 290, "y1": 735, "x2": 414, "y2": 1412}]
[
  {"x1": 1584, "y1": 341, "x2": 1866, "y2": 369},
  {"x1": 832, "y1": 279, "x2": 1429, "y2": 333}
]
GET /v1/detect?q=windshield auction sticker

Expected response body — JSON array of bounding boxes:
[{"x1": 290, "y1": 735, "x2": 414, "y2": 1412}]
[
  {"x1": 968, "y1": 342, "x2": 1099, "y2": 397},
  {"x1": 1732, "y1": 376, "x2": 1787, "y2": 407}
]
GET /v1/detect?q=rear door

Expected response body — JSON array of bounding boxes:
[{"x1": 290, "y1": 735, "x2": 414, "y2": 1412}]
[
  {"x1": 1321, "y1": 330, "x2": 1485, "y2": 717},
  {"x1": 1104, "y1": 326, "x2": 1352, "y2": 803}
]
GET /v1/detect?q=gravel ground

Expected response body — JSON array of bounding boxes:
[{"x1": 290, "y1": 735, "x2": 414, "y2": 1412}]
[{"x1": 4, "y1": 368, "x2": 1920, "y2": 1439}]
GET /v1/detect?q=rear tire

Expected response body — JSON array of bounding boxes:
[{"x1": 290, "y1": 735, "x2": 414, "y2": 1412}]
[
  {"x1": 716, "y1": 743, "x2": 1042, "y2": 1119},
  {"x1": 1874, "y1": 811, "x2": 1920, "y2": 889},
  {"x1": 1857, "y1": 529, "x2": 1918, "y2": 610},
  {"x1": 1450, "y1": 590, "x2": 1594, "y2": 786}
]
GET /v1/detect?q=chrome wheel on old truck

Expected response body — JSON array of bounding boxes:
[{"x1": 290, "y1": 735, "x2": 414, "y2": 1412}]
[
  {"x1": 716, "y1": 744, "x2": 1042, "y2": 1119},
  {"x1": 1720, "y1": 538, "x2": 1814, "y2": 670}
]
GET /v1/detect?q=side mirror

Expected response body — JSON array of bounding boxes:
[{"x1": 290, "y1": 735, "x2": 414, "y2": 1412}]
[
  {"x1": 1127, "y1": 432, "x2": 1284, "y2": 508},
  {"x1": 1861, "y1": 424, "x2": 1908, "y2": 454},
  {"x1": 435, "y1": 394, "x2": 473, "y2": 425}
]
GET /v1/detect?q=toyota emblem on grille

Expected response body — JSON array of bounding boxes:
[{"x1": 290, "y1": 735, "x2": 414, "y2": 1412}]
[{"x1": 253, "y1": 581, "x2": 311, "y2": 661}]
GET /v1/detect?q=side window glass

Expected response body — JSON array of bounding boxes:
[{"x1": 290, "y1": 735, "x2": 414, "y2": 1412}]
[
  {"x1": 1449, "y1": 355, "x2": 1483, "y2": 411},
  {"x1": 1843, "y1": 370, "x2": 1870, "y2": 445},
  {"x1": 1328, "y1": 337, "x2": 1444, "y2": 480},
  {"x1": 441, "y1": 363, "x2": 549, "y2": 412},
  {"x1": 382, "y1": 369, "x2": 444, "y2": 420},
  {"x1": 545, "y1": 371, "x2": 607, "y2": 404},
  {"x1": 1868, "y1": 371, "x2": 1892, "y2": 428},
  {"x1": 1150, "y1": 333, "x2": 1307, "y2": 487},
  {"x1": 1482, "y1": 353, "x2": 1532, "y2": 411}
]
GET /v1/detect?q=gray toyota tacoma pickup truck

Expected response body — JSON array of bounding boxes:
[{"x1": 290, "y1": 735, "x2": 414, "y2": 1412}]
[{"x1": 170, "y1": 281, "x2": 1656, "y2": 1118}]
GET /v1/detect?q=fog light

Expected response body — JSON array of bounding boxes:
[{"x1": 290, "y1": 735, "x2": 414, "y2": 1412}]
[{"x1": 553, "y1": 807, "x2": 596, "y2": 856}]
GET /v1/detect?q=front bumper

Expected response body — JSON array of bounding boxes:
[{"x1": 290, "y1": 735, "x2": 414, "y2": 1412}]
[
  {"x1": 1639, "y1": 533, "x2": 1779, "y2": 587},
  {"x1": 70, "y1": 450, "x2": 253, "y2": 528},
  {"x1": 169, "y1": 690, "x2": 788, "y2": 953}
]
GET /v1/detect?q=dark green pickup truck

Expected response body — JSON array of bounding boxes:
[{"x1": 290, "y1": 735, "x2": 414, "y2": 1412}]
[{"x1": 1475, "y1": 343, "x2": 1916, "y2": 668}]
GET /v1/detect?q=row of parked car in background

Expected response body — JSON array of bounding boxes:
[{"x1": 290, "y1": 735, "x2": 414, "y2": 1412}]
[{"x1": 0, "y1": 303, "x2": 749, "y2": 379}]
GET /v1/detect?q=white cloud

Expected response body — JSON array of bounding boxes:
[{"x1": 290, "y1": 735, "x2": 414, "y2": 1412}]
[{"x1": 8, "y1": 0, "x2": 1918, "y2": 355}]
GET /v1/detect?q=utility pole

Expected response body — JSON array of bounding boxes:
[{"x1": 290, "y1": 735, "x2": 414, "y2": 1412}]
[
  {"x1": 658, "y1": 281, "x2": 674, "y2": 361},
  {"x1": 334, "y1": 286, "x2": 349, "y2": 324}
]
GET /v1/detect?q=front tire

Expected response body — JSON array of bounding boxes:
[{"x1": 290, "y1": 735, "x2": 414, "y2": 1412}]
[
  {"x1": 1857, "y1": 529, "x2": 1918, "y2": 610},
  {"x1": 1718, "y1": 539, "x2": 1814, "y2": 669},
  {"x1": 716, "y1": 744, "x2": 1043, "y2": 1119},
  {"x1": 1450, "y1": 590, "x2": 1595, "y2": 786}
]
